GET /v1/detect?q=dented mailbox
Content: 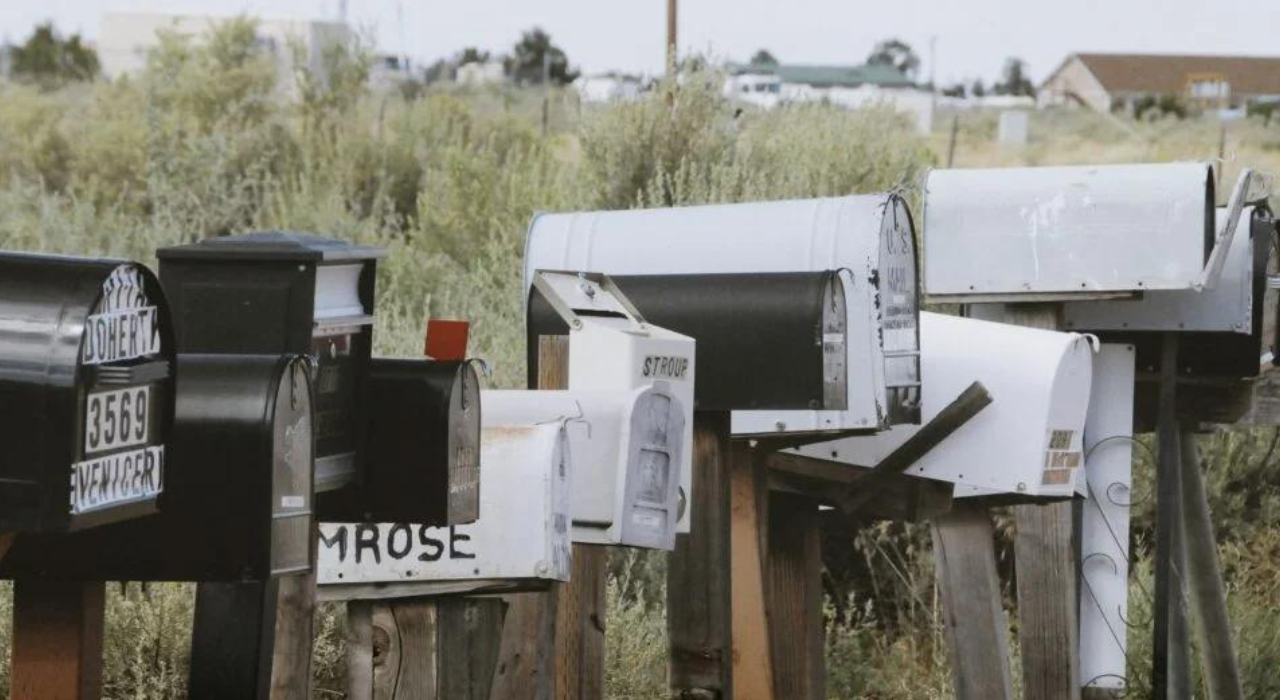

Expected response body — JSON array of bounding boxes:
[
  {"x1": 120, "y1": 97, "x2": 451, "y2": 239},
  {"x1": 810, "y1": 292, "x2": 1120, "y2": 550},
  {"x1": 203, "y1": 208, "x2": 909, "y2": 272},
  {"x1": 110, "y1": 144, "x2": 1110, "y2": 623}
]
[
  {"x1": 158, "y1": 232, "x2": 384, "y2": 494},
  {"x1": 316, "y1": 422, "x2": 570, "y2": 597},
  {"x1": 2, "y1": 354, "x2": 316, "y2": 581},
  {"x1": 523, "y1": 194, "x2": 922, "y2": 436},
  {"x1": 483, "y1": 385, "x2": 685, "y2": 549},
  {"x1": 793, "y1": 312, "x2": 1095, "y2": 499},
  {"x1": 322, "y1": 358, "x2": 482, "y2": 525},
  {"x1": 0, "y1": 253, "x2": 175, "y2": 532}
]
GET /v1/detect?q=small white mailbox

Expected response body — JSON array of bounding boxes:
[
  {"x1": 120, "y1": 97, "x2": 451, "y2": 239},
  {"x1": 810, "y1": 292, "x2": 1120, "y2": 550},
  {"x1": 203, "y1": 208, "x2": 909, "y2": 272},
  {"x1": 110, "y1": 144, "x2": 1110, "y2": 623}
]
[
  {"x1": 483, "y1": 385, "x2": 686, "y2": 550},
  {"x1": 529, "y1": 271, "x2": 697, "y2": 533},
  {"x1": 924, "y1": 162, "x2": 1217, "y2": 300},
  {"x1": 523, "y1": 194, "x2": 922, "y2": 436},
  {"x1": 792, "y1": 312, "x2": 1095, "y2": 498},
  {"x1": 315, "y1": 423, "x2": 570, "y2": 597}
]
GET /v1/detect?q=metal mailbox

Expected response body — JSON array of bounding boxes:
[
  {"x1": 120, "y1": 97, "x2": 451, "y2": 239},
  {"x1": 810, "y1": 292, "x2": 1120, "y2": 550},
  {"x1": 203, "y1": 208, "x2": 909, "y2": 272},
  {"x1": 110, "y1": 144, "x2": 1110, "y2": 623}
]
[
  {"x1": 157, "y1": 231, "x2": 385, "y2": 493},
  {"x1": 924, "y1": 162, "x2": 1218, "y2": 301},
  {"x1": 321, "y1": 358, "x2": 482, "y2": 525},
  {"x1": 1062, "y1": 204, "x2": 1278, "y2": 379},
  {"x1": 0, "y1": 253, "x2": 175, "y2": 532},
  {"x1": 792, "y1": 312, "x2": 1095, "y2": 499},
  {"x1": 482, "y1": 385, "x2": 686, "y2": 549},
  {"x1": 526, "y1": 271, "x2": 696, "y2": 533},
  {"x1": 1, "y1": 354, "x2": 316, "y2": 581},
  {"x1": 316, "y1": 422, "x2": 570, "y2": 597},
  {"x1": 522, "y1": 193, "x2": 922, "y2": 436},
  {"x1": 529, "y1": 272, "x2": 850, "y2": 412}
]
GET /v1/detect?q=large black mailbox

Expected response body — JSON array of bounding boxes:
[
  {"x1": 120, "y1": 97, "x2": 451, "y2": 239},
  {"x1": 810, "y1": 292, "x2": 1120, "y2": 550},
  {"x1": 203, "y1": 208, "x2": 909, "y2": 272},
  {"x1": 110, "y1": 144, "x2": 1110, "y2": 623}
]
[
  {"x1": 321, "y1": 358, "x2": 482, "y2": 525},
  {"x1": 1, "y1": 354, "x2": 315, "y2": 581},
  {"x1": 0, "y1": 253, "x2": 175, "y2": 533},
  {"x1": 529, "y1": 271, "x2": 850, "y2": 410},
  {"x1": 157, "y1": 232, "x2": 384, "y2": 493}
]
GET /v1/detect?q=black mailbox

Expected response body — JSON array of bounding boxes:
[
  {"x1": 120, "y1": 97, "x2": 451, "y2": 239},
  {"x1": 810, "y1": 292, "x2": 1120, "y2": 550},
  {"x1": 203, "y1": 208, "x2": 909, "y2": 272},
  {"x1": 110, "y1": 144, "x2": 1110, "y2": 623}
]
[
  {"x1": 320, "y1": 358, "x2": 482, "y2": 525},
  {"x1": 0, "y1": 253, "x2": 175, "y2": 533},
  {"x1": 157, "y1": 232, "x2": 384, "y2": 493},
  {"x1": 528, "y1": 271, "x2": 850, "y2": 410},
  {"x1": 1, "y1": 354, "x2": 315, "y2": 581}
]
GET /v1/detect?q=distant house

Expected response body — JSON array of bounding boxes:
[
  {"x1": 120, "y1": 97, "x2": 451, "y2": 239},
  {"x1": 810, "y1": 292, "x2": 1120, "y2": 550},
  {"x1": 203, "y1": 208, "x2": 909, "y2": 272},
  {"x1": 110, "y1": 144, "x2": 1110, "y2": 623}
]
[
  {"x1": 455, "y1": 60, "x2": 506, "y2": 86},
  {"x1": 1039, "y1": 53, "x2": 1280, "y2": 112},
  {"x1": 574, "y1": 74, "x2": 644, "y2": 103},
  {"x1": 724, "y1": 61, "x2": 933, "y2": 132},
  {"x1": 98, "y1": 12, "x2": 352, "y2": 98}
]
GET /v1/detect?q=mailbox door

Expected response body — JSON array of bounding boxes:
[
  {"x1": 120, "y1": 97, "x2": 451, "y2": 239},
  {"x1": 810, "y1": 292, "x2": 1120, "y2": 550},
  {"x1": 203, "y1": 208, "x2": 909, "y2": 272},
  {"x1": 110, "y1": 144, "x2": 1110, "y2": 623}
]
[
  {"x1": 270, "y1": 358, "x2": 315, "y2": 576},
  {"x1": 614, "y1": 385, "x2": 684, "y2": 549}
]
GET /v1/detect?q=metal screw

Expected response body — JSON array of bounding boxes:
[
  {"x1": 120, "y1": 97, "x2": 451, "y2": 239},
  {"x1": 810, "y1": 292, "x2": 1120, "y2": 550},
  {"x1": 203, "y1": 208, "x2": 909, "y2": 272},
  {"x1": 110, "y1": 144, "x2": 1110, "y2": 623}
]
[{"x1": 775, "y1": 421, "x2": 786, "y2": 431}]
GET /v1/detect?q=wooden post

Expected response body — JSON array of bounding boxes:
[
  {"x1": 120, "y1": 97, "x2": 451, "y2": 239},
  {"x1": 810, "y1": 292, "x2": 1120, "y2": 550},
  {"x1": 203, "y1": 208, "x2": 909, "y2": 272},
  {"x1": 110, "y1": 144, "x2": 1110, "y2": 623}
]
[
  {"x1": 347, "y1": 599, "x2": 439, "y2": 700},
  {"x1": 932, "y1": 504, "x2": 1015, "y2": 700},
  {"x1": 729, "y1": 442, "x2": 775, "y2": 700},
  {"x1": 765, "y1": 493, "x2": 824, "y2": 700},
  {"x1": 1179, "y1": 431, "x2": 1243, "y2": 700},
  {"x1": 555, "y1": 545, "x2": 608, "y2": 700},
  {"x1": 189, "y1": 572, "x2": 315, "y2": 700},
  {"x1": 998, "y1": 303, "x2": 1080, "y2": 700},
  {"x1": 668, "y1": 411, "x2": 733, "y2": 700},
  {"x1": 488, "y1": 591, "x2": 557, "y2": 700},
  {"x1": 1151, "y1": 334, "x2": 1191, "y2": 700},
  {"x1": 438, "y1": 598, "x2": 506, "y2": 700},
  {"x1": 11, "y1": 580, "x2": 105, "y2": 700}
]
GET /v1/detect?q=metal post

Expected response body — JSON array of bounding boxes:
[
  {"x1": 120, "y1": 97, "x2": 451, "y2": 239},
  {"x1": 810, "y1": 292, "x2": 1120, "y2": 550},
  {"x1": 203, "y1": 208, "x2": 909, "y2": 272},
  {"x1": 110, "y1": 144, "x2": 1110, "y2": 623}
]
[{"x1": 1151, "y1": 333, "x2": 1190, "y2": 699}]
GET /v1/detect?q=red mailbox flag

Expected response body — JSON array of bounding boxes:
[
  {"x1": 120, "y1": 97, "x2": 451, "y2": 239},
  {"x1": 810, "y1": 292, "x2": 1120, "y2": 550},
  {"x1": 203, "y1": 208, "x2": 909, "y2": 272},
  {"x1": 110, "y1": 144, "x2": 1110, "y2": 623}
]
[{"x1": 425, "y1": 320, "x2": 469, "y2": 360}]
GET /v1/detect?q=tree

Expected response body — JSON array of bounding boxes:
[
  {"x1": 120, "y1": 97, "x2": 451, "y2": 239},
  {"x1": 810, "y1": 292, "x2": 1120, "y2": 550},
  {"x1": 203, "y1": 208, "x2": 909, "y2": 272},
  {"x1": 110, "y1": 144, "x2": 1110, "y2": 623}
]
[
  {"x1": 457, "y1": 47, "x2": 491, "y2": 66},
  {"x1": 749, "y1": 49, "x2": 778, "y2": 66},
  {"x1": 10, "y1": 23, "x2": 99, "y2": 86},
  {"x1": 993, "y1": 57, "x2": 1034, "y2": 96},
  {"x1": 941, "y1": 82, "x2": 966, "y2": 98},
  {"x1": 508, "y1": 28, "x2": 578, "y2": 86},
  {"x1": 866, "y1": 38, "x2": 919, "y2": 80},
  {"x1": 971, "y1": 79, "x2": 987, "y2": 97}
]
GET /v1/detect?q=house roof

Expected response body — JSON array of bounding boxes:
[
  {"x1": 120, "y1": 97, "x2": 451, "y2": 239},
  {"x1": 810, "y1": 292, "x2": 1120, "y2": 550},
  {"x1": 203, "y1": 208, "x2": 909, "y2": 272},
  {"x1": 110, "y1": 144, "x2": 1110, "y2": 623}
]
[
  {"x1": 1070, "y1": 53, "x2": 1280, "y2": 96},
  {"x1": 729, "y1": 61, "x2": 915, "y2": 88}
]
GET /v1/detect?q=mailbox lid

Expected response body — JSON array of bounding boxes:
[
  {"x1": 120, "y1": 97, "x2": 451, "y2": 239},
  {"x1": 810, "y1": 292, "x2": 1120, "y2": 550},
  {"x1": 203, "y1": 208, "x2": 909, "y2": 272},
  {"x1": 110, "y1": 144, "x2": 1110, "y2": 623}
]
[
  {"x1": 0, "y1": 253, "x2": 175, "y2": 532},
  {"x1": 924, "y1": 162, "x2": 1214, "y2": 298},
  {"x1": 157, "y1": 231, "x2": 386, "y2": 263},
  {"x1": 316, "y1": 422, "x2": 571, "y2": 587},
  {"x1": 0, "y1": 353, "x2": 315, "y2": 581},
  {"x1": 792, "y1": 312, "x2": 1095, "y2": 498},
  {"x1": 528, "y1": 272, "x2": 845, "y2": 411},
  {"x1": 318, "y1": 358, "x2": 482, "y2": 525}
]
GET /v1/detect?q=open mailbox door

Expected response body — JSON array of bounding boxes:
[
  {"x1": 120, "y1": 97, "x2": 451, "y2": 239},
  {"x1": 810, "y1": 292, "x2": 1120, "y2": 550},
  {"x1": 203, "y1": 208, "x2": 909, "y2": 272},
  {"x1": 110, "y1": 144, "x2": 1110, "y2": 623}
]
[
  {"x1": 791, "y1": 312, "x2": 1095, "y2": 499},
  {"x1": 0, "y1": 253, "x2": 175, "y2": 533},
  {"x1": 523, "y1": 194, "x2": 922, "y2": 436},
  {"x1": 483, "y1": 386, "x2": 685, "y2": 550}
]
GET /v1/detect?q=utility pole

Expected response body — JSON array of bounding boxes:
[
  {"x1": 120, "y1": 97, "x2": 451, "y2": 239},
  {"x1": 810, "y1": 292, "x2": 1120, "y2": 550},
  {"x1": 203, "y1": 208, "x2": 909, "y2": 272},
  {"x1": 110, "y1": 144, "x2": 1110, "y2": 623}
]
[{"x1": 666, "y1": 0, "x2": 678, "y2": 75}]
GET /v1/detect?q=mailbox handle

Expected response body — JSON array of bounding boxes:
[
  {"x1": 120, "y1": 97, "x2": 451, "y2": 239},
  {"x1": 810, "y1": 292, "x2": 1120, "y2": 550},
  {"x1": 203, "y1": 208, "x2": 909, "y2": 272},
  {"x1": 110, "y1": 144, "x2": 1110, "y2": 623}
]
[{"x1": 1196, "y1": 168, "x2": 1255, "y2": 292}]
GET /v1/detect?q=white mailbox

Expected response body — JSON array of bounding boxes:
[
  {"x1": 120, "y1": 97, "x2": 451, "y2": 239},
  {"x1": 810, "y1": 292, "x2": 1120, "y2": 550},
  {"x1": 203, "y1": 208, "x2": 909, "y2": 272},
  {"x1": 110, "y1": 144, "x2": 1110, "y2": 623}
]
[
  {"x1": 529, "y1": 271, "x2": 697, "y2": 533},
  {"x1": 523, "y1": 194, "x2": 922, "y2": 436},
  {"x1": 483, "y1": 385, "x2": 686, "y2": 550},
  {"x1": 792, "y1": 312, "x2": 1095, "y2": 498},
  {"x1": 315, "y1": 423, "x2": 570, "y2": 598},
  {"x1": 924, "y1": 162, "x2": 1219, "y2": 301}
]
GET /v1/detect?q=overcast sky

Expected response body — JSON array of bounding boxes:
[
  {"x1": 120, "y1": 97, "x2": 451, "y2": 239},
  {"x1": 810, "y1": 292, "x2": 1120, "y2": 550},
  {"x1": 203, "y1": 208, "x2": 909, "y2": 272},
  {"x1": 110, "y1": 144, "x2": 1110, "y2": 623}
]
[{"x1": 2, "y1": 0, "x2": 1274, "y2": 85}]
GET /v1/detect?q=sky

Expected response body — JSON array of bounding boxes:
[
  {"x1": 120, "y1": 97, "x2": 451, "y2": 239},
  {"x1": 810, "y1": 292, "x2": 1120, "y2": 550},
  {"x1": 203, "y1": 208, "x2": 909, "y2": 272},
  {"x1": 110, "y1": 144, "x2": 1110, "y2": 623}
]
[{"x1": 2, "y1": 0, "x2": 1276, "y2": 86}]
